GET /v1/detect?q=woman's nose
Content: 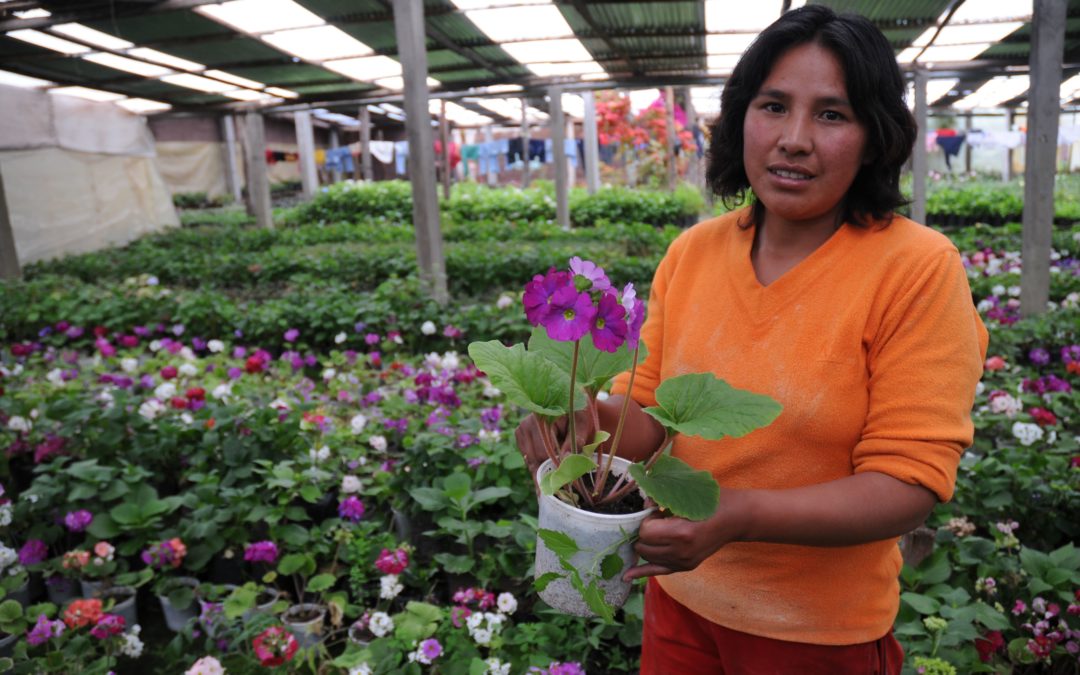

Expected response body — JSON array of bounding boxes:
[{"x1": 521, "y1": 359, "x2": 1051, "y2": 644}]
[{"x1": 777, "y1": 115, "x2": 812, "y2": 155}]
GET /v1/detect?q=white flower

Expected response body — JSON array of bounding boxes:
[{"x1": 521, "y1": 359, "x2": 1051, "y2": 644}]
[
  {"x1": 97, "y1": 389, "x2": 115, "y2": 408},
  {"x1": 483, "y1": 383, "x2": 501, "y2": 398},
  {"x1": 207, "y1": 339, "x2": 225, "y2": 353},
  {"x1": 269, "y1": 398, "x2": 291, "y2": 411},
  {"x1": 0, "y1": 543, "x2": 18, "y2": 573},
  {"x1": 119, "y1": 629, "x2": 144, "y2": 658},
  {"x1": 496, "y1": 592, "x2": 517, "y2": 615},
  {"x1": 341, "y1": 475, "x2": 362, "y2": 494},
  {"x1": 478, "y1": 429, "x2": 501, "y2": 442},
  {"x1": 138, "y1": 399, "x2": 165, "y2": 421},
  {"x1": 379, "y1": 574, "x2": 404, "y2": 600},
  {"x1": 7, "y1": 416, "x2": 31, "y2": 432},
  {"x1": 369, "y1": 435, "x2": 387, "y2": 452},
  {"x1": 180, "y1": 347, "x2": 197, "y2": 361},
  {"x1": 442, "y1": 352, "x2": 460, "y2": 371},
  {"x1": 46, "y1": 368, "x2": 65, "y2": 386},
  {"x1": 1012, "y1": 421, "x2": 1044, "y2": 447},
  {"x1": 424, "y1": 352, "x2": 442, "y2": 370},
  {"x1": 310, "y1": 445, "x2": 331, "y2": 463},
  {"x1": 391, "y1": 333, "x2": 403, "y2": 345},
  {"x1": 121, "y1": 357, "x2": 139, "y2": 373},
  {"x1": 322, "y1": 368, "x2": 337, "y2": 380},
  {"x1": 495, "y1": 294, "x2": 514, "y2": 310},
  {"x1": 348, "y1": 665, "x2": 372, "y2": 675},
  {"x1": 596, "y1": 390, "x2": 610, "y2": 402},
  {"x1": 989, "y1": 393, "x2": 1022, "y2": 417},
  {"x1": 149, "y1": 340, "x2": 163, "y2": 353},
  {"x1": 185, "y1": 656, "x2": 225, "y2": 675},
  {"x1": 975, "y1": 381, "x2": 985, "y2": 397},
  {"x1": 0, "y1": 504, "x2": 12, "y2": 528},
  {"x1": 485, "y1": 658, "x2": 511, "y2": 675},
  {"x1": 180, "y1": 413, "x2": 195, "y2": 426},
  {"x1": 421, "y1": 320, "x2": 437, "y2": 335},
  {"x1": 368, "y1": 611, "x2": 394, "y2": 637},
  {"x1": 991, "y1": 284, "x2": 1006, "y2": 297},
  {"x1": 350, "y1": 414, "x2": 368, "y2": 434},
  {"x1": 1007, "y1": 285, "x2": 1021, "y2": 297},
  {"x1": 472, "y1": 628, "x2": 493, "y2": 645},
  {"x1": 212, "y1": 383, "x2": 232, "y2": 400},
  {"x1": 179, "y1": 363, "x2": 198, "y2": 377},
  {"x1": 335, "y1": 332, "x2": 347, "y2": 345},
  {"x1": 154, "y1": 382, "x2": 177, "y2": 400}
]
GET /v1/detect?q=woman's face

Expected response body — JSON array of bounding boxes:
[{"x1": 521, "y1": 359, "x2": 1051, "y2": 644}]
[{"x1": 742, "y1": 41, "x2": 868, "y2": 231}]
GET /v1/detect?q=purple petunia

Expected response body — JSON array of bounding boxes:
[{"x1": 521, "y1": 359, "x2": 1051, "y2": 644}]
[
  {"x1": 18, "y1": 539, "x2": 48, "y2": 566},
  {"x1": 590, "y1": 291, "x2": 629, "y2": 353},
  {"x1": 522, "y1": 268, "x2": 572, "y2": 326},
  {"x1": 543, "y1": 286, "x2": 597, "y2": 342},
  {"x1": 244, "y1": 541, "x2": 280, "y2": 564},
  {"x1": 338, "y1": 496, "x2": 365, "y2": 522},
  {"x1": 63, "y1": 509, "x2": 93, "y2": 533}
]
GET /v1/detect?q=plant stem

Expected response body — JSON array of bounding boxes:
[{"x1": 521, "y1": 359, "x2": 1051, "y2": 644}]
[
  {"x1": 538, "y1": 418, "x2": 560, "y2": 466},
  {"x1": 566, "y1": 340, "x2": 581, "y2": 457},
  {"x1": 595, "y1": 343, "x2": 640, "y2": 498}
]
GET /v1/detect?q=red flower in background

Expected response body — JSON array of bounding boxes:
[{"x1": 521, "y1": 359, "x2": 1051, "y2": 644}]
[
  {"x1": 975, "y1": 630, "x2": 1005, "y2": 662},
  {"x1": 252, "y1": 626, "x2": 298, "y2": 666},
  {"x1": 1028, "y1": 407, "x2": 1058, "y2": 427}
]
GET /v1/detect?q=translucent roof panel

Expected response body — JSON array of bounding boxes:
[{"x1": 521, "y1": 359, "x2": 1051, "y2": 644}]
[
  {"x1": 953, "y1": 75, "x2": 1030, "y2": 109},
  {"x1": 950, "y1": 0, "x2": 1032, "y2": 23},
  {"x1": 196, "y1": 0, "x2": 324, "y2": 34},
  {"x1": 500, "y1": 39, "x2": 593, "y2": 64},
  {"x1": 83, "y1": 53, "x2": 173, "y2": 78},
  {"x1": 262, "y1": 25, "x2": 374, "y2": 62},
  {"x1": 560, "y1": 93, "x2": 584, "y2": 119},
  {"x1": 126, "y1": 48, "x2": 205, "y2": 72},
  {"x1": 204, "y1": 69, "x2": 264, "y2": 90},
  {"x1": 160, "y1": 73, "x2": 236, "y2": 94},
  {"x1": 705, "y1": 34, "x2": 756, "y2": 55},
  {"x1": 704, "y1": 0, "x2": 783, "y2": 32},
  {"x1": 1062, "y1": 74, "x2": 1080, "y2": 103},
  {"x1": 707, "y1": 53, "x2": 741, "y2": 73},
  {"x1": 51, "y1": 23, "x2": 134, "y2": 50},
  {"x1": 323, "y1": 55, "x2": 402, "y2": 82},
  {"x1": 117, "y1": 98, "x2": 172, "y2": 113},
  {"x1": 7, "y1": 30, "x2": 91, "y2": 55},
  {"x1": 372, "y1": 76, "x2": 441, "y2": 91},
  {"x1": 456, "y1": 5, "x2": 574, "y2": 41},
  {"x1": 266, "y1": 86, "x2": 300, "y2": 99},
  {"x1": 49, "y1": 86, "x2": 125, "y2": 102},
  {"x1": 0, "y1": 69, "x2": 51, "y2": 88},
  {"x1": 526, "y1": 61, "x2": 605, "y2": 77},
  {"x1": 927, "y1": 78, "x2": 959, "y2": 104},
  {"x1": 451, "y1": 0, "x2": 548, "y2": 9},
  {"x1": 914, "y1": 22, "x2": 1026, "y2": 48}
]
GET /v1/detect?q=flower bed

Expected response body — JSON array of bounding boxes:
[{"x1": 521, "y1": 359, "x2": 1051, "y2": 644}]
[{"x1": 0, "y1": 212, "x2": 1077, "y2": 673}]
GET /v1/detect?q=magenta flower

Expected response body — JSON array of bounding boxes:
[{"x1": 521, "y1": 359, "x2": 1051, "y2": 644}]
[
  {"x1": 338, "y1": 496, "x2": 365, "y2": 522},
  {"x1": 284, "y1": 328, "x2": 299, "y2": 343},
  {"x1": 375, "y1": 548, "x2": 409, "y2": 575},
  {"x1": 569, "y1": 256, "x2": 611, "y2": 291},
  {"x1": 590, "y1": 292, "x2": 629, "y2": 352},
  {"x1": 18, "y1": 539, "x2": 48, "y2": 566},
  {"x1": 543, "y1": 286, "x2": 597, "y2": 342},
  {"x1": 63, "y1": 510, "x2": 93, "y2": 533},
  {"x1": 26, "y1": 614, "x2": 65, "y2": 646},
  {"x1": 626, "y1": 298, "x2": 646, "y2": 350},
  {"x1": 523, "y1": 268, "x2": 572, "y2": 326},
  {"x1": 244, "y1": 541, "x2": 280, "y2": 564},
  {"x1": 89, "y1": 613, "x2": 125, "y2": 640},
  {"x1": 419, "y1": 638, "x2": 442, "y2": 661}
]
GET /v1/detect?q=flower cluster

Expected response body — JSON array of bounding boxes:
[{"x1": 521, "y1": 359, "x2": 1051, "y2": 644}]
[
  {"x1": 1014, "y1": 594, "x2": 1080, "y2": 661},
  {"x1": 63, "y1": 598, "x2": 103, "y2": 629},
  {"x1": 63, "y1": 509, "x2": 92, "y2": 532},
  {"x1": 185, "y1": 655, "x2": 225, "y2": 675},
  {"x1": 374, "y1": 547, "x2": 409, "y2": 575},
  {"x1": 89, "y1": 613, "x2": 126, "y2": 640},
  {"x1": 141, "y1": 538, "x2": 187, "y2": 569},
  {"x1": 522, "y1": 258, "x2": 645, "y2": 352},
  {"x1": 407, "y1": 638, "x2": 443, "y2": 665},
  {"x1": 26, "y1": 614, "x2": 65, "y2": 646},
  {"x1": 338, "y1": 496, "x2": 366, "y2": 522},
  {"x1": 252, "y1": 626, "x2": 299, "y2": 667},
  {"x1": 244, "y1": 540, "x2": 279, "y2": 564},
  {"x1": 528, "y1": 662, "x2": 587, "y2": 675},
  {"x1": 18, "y1": 539, "x2": 47, "y2": 566}
]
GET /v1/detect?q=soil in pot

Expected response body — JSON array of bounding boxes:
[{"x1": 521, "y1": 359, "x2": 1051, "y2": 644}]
[
  {"x1": 571, "y1": 469, "x2": 645, "y2": 515},
  {"x1": 282, "y1": 603, "x2": 326, "y2": 649}
]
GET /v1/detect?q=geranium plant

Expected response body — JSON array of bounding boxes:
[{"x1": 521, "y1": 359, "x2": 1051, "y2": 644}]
[{"x1": 468, "y1": 257, "x2": 782, "y2": 519}]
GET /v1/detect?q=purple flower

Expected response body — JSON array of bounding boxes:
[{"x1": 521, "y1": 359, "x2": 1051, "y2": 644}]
[
  {"x1": 354, "y1": 321, "x2": 367, "y2": 333},
  {"x1": 66, "y1": 326, "x2": 84, "y2": 339},
  {"x1": 338, "y1": 496, "x2": 365, "y2": 522},
  {"x1": 244, "y1": 541, "x2": 279, "y2": 564},
  {"x1": 365, "y1": 333, "x2": 381, "y2": 346},
  {"x1": 284, "y1": 328, "x2": 299, "y2": 343},
  {"x1": 1029, "y1": 347, "x2": 1050, "y2": 366},
  {"x1": 1062, "y1": 345, "x2": 1080, "y2": 365},
  {"x1": 442, "y1": 324, "x2": 463, "y2": 339},
  {"x1": 90, "y1": 613, "x2": 125, "y2": 640},
  {"x1": 590, "y1": 291, "x2": 629, "y2": 352},
  {"x1": 133, "y1": 325, "x2": 150, "y2": 337},
  {"x1": 227, "y1": 367, "x2": 243, "y2": 380},
  {"x1": 192, "y1": 337, "x2": 207, "y2": 351},
  {"x1": 569, "y1": 256, "x2": 612, "y2": 291},
  {"x1": 19, "y1": 539, "x2": 48, "y2": 566},
  {"x1": 26, "y1": 614, "x2": 65, "y2": 646},
  {"x1": 523, "y1": 268, "x2": 572, "y2": 326},
  {"x1": 456, "y1": 433, "x2": 477, "y2": 448},
  {"x1": 172, "y1": 324, "x2": 185, "y2": 337},
  {"x1": 626, "y1": 298, "x2": 646, "y2": 351},
  {"x1": 480, "y1": 405, "x2": 502, "y2": 431},
  {"x1": 543, "y1": 285, "x2": 597, "y2": 342},
  {"x1": 419, "y1": 638, "x2": 442, "y2": 661},
  {"x1": 64, "y1": 509, "x2": 93, "y2": 533}
]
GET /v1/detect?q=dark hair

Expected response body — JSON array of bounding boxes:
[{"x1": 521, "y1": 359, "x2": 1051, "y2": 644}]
[{"x1": 705, "y1": 5, "x2": 916, "y2": 227}]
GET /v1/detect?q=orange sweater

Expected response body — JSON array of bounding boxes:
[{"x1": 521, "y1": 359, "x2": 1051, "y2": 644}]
[{"x1": 612, "y1": 209, "x2": 988, "y2": 645}]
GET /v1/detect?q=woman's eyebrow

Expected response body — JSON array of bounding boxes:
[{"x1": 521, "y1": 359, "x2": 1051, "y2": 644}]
[{"x1": 754, "y1": 88, "x2": 853, "y2": 108}]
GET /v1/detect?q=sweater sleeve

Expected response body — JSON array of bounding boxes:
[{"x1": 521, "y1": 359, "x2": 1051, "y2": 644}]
[{"x1": 852, "y1": 246, "x2": 989, "y2": 502}]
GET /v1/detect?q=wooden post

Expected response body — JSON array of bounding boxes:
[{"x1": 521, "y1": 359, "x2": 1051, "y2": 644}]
[
  {"x1": 221, "y1": 115, "x2": 243, "y2": 204},
  {"x1": 582, "y1": 90, "x2": 601, "y2": 194},
  {"x1": 440, "y1": 99, "x2": 451, "y2": 200},
  {"x1": 1020, "y1": 0, "x2": 1066, "y2": 318},
  {"x1": 912, "y1": 68, "x2": 928, "y2": 225},
  {"x1": 521, "y1": 97, "x2": 531, "y2": 188},
  {"x1": 294, "y1": 110, "x2": 319, "y2": 200},
  {"x1": 1003, "y1": 109, "x2": 1014, "y2": 182},
  {"x1": 665, "y1": 86, "x2": 678, "y2": 191},
  {"x1": 329, "y1": 126, "x2": 342, "y2": 184},
  {"x1": 392, "y1": 0, "x2": 448, "y2": 304},
  {"x1": 549, "y1": 87, "x2": 570, "y2": 228},
  {"x1": 242, "y1": 111, "x2": 273, "y2": 229},
  {"x1": 360, "y1": 106, "x2": 373, "y2": 181},
  {"x1": 0, "y1": 165, "x2": 20, "y2": 279},
  {"x1": 964, "y1": 113, "x2": 973, "y2": 174}
]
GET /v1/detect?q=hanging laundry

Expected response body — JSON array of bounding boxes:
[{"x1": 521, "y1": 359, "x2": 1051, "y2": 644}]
[
  {"x1": 324, "y1": 147, "x2": 354, "y2": 173},
  {"x1": 934, "y1": 130, "x2": 966, "y2": 169},
  {"x1": 598, "y1": 143, "x2": 618, "y2": 165},
  {"x1": 1059, "y1": 126, "x2": 1080, "y2": 146},
  {"x1": 507, "y1": 138, "x2": 525, "y2": 164},
  {"x1": 265, "y1": 149, "x2": 277, "y2": 165},
  {"x1": 527, "y1": 139, "x2": 546, "y2": 163},
  {"x1": 394, "y1": 141, "x2": 409, "y2": 175},
  {"x1": 544, "y1": 139, "x2": 553, "y2": 164},
  {"x1": 283, "y1": 152, "x2": 299, "y2": 162},
  {"x1": 434, "y1": 140, "x2": 462, "y2": 169},
  {"x1": 314, "y1": 148, "x2": 326, "y2": 166},
  {"x1": 477, "y1": 142, "x2": 500, "y2": 175},
  {"x1": 461, "y1": 144, "x2": 481, "y2": 178},
  {"x1": 576, "y1": 139, "x2": 585, "y2": 171},
  {"x1": 925, "y1": 130, "x2": 939, "y2": 154},
  {"x1": 564, "y1": 138, "x2": 579, "y2": 169},
  {"x1": 369, "y1": 141, "x2": 394, "y2": 164}
]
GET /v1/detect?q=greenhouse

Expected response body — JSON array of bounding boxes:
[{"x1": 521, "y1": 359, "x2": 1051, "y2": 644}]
[{"x1": 0, "y1": 0, "x2": 1078, "y2": 673}]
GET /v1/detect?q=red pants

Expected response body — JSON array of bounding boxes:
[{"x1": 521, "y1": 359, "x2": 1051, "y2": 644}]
[{"x1": 641, "y1": 579, "x2": 904, "y2": 674}]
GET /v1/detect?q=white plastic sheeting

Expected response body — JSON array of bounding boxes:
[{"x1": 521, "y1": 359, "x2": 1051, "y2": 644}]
[{"x1": 0, "y1": 83, "x2": 178, "y2": 264}]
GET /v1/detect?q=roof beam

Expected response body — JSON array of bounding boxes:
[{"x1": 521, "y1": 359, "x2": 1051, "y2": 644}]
[
  {"x1": 564, "y1": 0, "x2": 646, "y2": 77},
  {"x1": 0, "y1": 0, "x2": 229, "y2": 32}
]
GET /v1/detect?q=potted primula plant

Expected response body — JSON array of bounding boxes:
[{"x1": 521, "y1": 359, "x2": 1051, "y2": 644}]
[{"x1": 468, "y1": 258, "x2": 782, "y2": 619}]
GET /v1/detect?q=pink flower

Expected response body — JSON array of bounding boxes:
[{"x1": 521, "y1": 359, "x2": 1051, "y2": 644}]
[
  {"x1": 375, "y1": 548, "x2": 409, "y2": 575},
  {"x1": 338, "y1": 496, "x2": 365, "y2": 522},
  {"x1": 984, "y1": 355, "x2": 1006, "y2": 371},
  {"x1": 590, "y1": 291, "x2": 628, "y2": 352},
  {"x1": 626, "y1": 298, "x2": 646, "y2": 350},
  {"x1": 523, "y1": 268, "x2": 572, "y2": 326},
  {"x1": 543, "y1": 286, "x2": 597, "y2": 342},
  {"x1": 244, "y1": 541, "x2": 279, "y2": 564},
  {"x1": 569, "y1": 256, "x2": 611, "y2": 291},
  {"x1": 252, "y1": 626, "x2": 298, "y2": 666},
  {"x1": 161, "y1": 365, "x2": 178, "y2": 380},
  {"x1": 89, "y1": 613, "x2": 125, "y2": 639},
  {"x1": 419, "y1": 637, "x2": 442, "y2": 661},
  {"x1": 63, "y1": 509, "x2": 93, "y2": 532}
]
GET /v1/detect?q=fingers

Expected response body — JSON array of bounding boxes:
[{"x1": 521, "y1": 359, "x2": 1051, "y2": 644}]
[{"x1": 622, "y1": 562, "x2": 674, "y2": 582}]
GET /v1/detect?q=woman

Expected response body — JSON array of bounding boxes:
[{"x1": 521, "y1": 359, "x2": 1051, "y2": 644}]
[{"x1": 517, "y1": 5, "x2": 988, "y2": 673}]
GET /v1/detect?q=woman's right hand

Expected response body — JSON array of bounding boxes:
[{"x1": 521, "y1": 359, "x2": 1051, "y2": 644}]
[{"x1": 514, "y1": 410, "x2": 597, "y2": 492}]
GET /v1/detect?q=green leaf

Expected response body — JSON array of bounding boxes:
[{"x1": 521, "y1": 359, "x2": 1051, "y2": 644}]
[
  {"x1": 166, "y1": 586, "x2": 194, "y2": 610},
  {"x1": 278, "y1": 553, "x2": 313, "y2": 576},
  {"x1": 582, "y1": 431, "x2": 611, "y2": 455},
  {"x1": 467, "y1": 341, "x2": 585, "y2": 418},
  {"x1": 580, "y1": 580, "x2": 614, "y2": 623},
  {"x1": 409, "y1": 487, "x2": 448, "y2": 511},
  {"x1": 443, "y1": 473, "x2": 471, "y2": 501},
  {"x1": 918, "y1": 549, "x2": 952, "y2": 585},
  {"x1": 538, "y1": 528, "x2": 580, "y2": 560},
  {"x1": 528, "y1": 328, "x2": 647, "y2": 393},
  {"x1": 276, "y1": 524, "x2": 309, "y2": 547},
  {"x1": 109, "y1": 503, "x2": 142, "y2": 526},
  {"x1": 470, "y1": 486, "x2": 513, "y2": 506},
  {"x1": 0, "y1": 600, "x2": 22, "y2": 622},
  {"x1": 433, "y1": 553, "x2": 474, "y2": 574},
  {"x1": 972, "y1": 602, "x2": 1011, "y2": 631},
  {"x1": 224, "y1": 586, "x2": 257, "y2": 619},
  {"x1": 901, "y1": 592, "x2": 941, "y2": 615},
  {"x1": 299, "y1": 484, "x2": 321, "y2": 503},
  {"x1": 86, "y1": 513, "x2": 121, "y2": 539},
  {"x1": 644, "y1": 373, "x2": 782, "y2": 439},
  {"x1": 627, "y1": 455, "x2": 719, "y2": 521},
  {"x1": 394, "y1": 601, "x2": 442, "y2": 643},
  {"x1": 600, "y1": 554, "x2": 624, "y2": 580},
  {"x1": 539, "y1": 455, "x2": 597, "y2": 496},
  {"x1": 306, "y1": 574, "x2": 336, "y2": 593},
  {"x1": 534, "y1": 572, "x2": 562, "y2": 592},
  {"x1": 1049, "y1": 543, "x2": 1080, "y2": 571}
]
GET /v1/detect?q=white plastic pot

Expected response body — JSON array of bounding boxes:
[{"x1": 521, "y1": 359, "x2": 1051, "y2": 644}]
[
  {"x1": 282, "y1": 603, "x2": 326, "y2": 649},
  {"x1": 157, "y1": 577, "x2": 199, "y2": 632},
  {"x1": 534, "y1": 455, "x2": 654, "y2": 617}
]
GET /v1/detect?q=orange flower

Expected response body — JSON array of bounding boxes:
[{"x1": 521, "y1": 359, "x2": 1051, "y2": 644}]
[
  {"x1": 62, "y1": 550, "x2": 90, "y2": 570},
  {"x1": 168, "y1": 538, "x2": 187, "y2": 566},
  {"x1": 64, "y1": 598, "x2": 103, "y2": 629}
]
